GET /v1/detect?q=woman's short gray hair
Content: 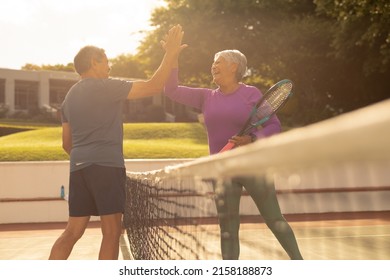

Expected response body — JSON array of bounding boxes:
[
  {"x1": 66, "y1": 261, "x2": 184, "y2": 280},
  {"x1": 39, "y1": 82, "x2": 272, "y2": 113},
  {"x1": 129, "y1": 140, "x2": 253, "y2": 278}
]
[{"x1": 214, "y1": 50, "x2": 248, "y2": 81}]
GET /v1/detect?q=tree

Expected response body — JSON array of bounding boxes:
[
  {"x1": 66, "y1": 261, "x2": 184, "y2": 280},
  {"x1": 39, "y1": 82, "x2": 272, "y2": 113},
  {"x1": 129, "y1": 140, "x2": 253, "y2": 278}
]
[
  {"x1": 314, "y1": 0, "x2": 390, "y2": 75},
  {"x1": 312, "y1": 0, "x2": 390, "y2": 114},
  {"x1": 109, "y1": 54, "x2": 146, "y2": 79},
  {"x1": 141, "y1": 0, "x2": 338, "y2": 124},
  {"x1": 21, "y1": 1, "x2": 388, "y2": 125},
  {"x1": 20, "y1": 56, "x2": 146, "y2": 79},
  {"x1": 21, "y1": 63, "x2": 74, "y2": 72},
  {"x1": 138, "y1": 0, "x2": 389, "y2": 125}
]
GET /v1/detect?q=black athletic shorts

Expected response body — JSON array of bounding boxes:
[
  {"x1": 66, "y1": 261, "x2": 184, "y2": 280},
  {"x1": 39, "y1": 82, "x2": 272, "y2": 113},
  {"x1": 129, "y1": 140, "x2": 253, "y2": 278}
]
[{"x1": 68, "y1": 164, "x2": 126, "y2": 217}]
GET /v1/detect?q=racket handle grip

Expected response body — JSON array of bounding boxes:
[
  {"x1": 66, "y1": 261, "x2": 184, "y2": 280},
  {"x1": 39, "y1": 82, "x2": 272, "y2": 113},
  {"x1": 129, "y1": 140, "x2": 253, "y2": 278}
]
[{"x1": 219, "y1": 142, "x2": 236, "y2": 153}]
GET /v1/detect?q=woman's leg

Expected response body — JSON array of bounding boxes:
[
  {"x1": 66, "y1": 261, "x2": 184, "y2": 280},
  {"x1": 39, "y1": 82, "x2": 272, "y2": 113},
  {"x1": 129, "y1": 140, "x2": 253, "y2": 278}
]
[
  {"x1": 213, "y1": 178, "x2": 243, "y2": 259},
  {"x1": 242, "y1": 176, "x2": 303, "y2": 260}
]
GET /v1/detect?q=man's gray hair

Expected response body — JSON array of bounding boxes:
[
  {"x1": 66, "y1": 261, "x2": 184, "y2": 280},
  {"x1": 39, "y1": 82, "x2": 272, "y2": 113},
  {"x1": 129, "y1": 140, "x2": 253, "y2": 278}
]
[
  {"x1": 74, "y1": 45, "x2": 106, "y2": 75},
  {"x1": 214, "y1": 50, "x2": 248, "y2": 81}
]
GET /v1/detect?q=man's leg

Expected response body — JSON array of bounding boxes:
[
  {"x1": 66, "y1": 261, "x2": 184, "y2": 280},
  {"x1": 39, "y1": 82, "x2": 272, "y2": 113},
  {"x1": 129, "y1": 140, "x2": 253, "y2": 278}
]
[
  {"x1": 49, "y1": 216, "x2": 90, "y2": 260},
  {"x1": 99, "y1": 212, "x2": 123, "y2": 260}
]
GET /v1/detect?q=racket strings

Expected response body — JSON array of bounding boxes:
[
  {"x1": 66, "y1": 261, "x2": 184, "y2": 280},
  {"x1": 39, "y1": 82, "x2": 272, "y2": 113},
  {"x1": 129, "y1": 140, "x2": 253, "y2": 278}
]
[{"x1": 252, "y1": 82, "x2": 292, "y2": 124}]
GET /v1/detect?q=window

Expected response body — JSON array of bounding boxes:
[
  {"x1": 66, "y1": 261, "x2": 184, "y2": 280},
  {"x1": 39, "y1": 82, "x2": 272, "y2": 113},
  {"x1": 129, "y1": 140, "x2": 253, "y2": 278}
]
[
  {"x1": 14, "y1": 80, "x2": 39, "y2": 110},
  {"x1": 49, "y1": 79, "x2": 76, "y2": 108}
]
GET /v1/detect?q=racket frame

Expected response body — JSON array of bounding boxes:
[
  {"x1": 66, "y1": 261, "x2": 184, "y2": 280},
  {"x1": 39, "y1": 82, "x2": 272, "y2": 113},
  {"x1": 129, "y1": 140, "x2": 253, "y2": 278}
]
[{"x1": 219, "y1": 79, "x2": 293, "y2": 153}]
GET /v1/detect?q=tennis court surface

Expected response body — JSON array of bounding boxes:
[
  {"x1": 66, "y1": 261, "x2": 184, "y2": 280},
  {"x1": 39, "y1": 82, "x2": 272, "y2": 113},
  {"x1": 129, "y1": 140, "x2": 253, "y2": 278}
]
[{"x1": 1, "y1": 211, "x2": 389, "y2": 260}]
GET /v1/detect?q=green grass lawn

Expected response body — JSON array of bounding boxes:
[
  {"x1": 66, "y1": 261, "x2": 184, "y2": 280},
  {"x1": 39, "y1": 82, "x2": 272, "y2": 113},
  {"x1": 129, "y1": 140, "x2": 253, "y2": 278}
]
[{"x1": 0, "y1": 122, "x2": 209, "y2": 161}]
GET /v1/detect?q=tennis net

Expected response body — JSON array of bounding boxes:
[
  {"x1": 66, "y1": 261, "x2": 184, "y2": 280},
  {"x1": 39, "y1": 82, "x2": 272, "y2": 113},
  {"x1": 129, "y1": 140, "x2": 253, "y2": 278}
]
[{"x1": 124, "y1": 99, "x2": 390, "y2": 260}]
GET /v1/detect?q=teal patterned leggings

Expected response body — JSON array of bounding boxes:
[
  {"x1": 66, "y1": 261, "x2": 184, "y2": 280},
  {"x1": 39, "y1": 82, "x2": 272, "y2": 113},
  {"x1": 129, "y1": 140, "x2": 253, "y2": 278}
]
[{"x1": 213, "y1": 176, "x2": 303, "y2": 260}]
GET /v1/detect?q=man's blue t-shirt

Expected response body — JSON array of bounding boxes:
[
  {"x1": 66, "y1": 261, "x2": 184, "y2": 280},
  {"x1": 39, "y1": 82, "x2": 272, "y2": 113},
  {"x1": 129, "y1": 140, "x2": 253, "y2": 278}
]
[{"x1": 61, "y1": 78, "x2": 133, "y2": 172}]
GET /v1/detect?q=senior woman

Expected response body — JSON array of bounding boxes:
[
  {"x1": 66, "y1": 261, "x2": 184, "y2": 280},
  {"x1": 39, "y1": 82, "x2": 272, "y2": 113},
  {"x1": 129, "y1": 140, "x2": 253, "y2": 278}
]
[{"x1": 163, "y1": 49, "x2": 303, "y2": 260}]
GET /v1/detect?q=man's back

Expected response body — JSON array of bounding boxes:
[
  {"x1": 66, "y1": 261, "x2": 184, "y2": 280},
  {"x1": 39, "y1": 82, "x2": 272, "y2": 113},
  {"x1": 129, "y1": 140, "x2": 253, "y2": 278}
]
[{"x1": 61, "y1": 78, "x2": 132, "y2": 172}]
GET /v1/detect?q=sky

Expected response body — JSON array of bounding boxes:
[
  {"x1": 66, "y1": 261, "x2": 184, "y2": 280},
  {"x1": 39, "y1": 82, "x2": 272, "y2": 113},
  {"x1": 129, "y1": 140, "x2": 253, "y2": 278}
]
[{"x1": 0, "y1": 0, "x2": 166, "y2": 69}]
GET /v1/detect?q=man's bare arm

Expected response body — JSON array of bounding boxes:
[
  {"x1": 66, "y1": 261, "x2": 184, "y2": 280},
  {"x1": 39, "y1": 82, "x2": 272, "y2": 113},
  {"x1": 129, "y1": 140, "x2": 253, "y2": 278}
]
[{"x1": 62, "y1": 122, "x2": 72, "y2": 155}]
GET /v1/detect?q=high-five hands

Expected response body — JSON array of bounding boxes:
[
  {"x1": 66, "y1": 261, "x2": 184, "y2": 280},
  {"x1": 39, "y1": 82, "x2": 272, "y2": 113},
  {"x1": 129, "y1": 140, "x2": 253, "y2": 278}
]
[{"x1": 160, "y1": 24, "x2": 188, "y2": 56}]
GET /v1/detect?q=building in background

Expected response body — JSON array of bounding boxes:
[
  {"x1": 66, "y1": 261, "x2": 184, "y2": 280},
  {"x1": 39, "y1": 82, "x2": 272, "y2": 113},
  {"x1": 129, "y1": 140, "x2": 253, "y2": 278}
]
[
  {"x1": 0, "y1": 68, "x2": 77, "y2": 118},
  {"x1": 0, "y1": 68, "x2": 199, "y2": 122}
]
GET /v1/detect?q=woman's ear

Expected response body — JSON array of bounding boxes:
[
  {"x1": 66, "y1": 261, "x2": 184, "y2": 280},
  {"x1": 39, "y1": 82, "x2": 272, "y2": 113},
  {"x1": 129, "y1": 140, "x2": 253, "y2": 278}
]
[{"x1": 230, "y1": 62, "x2": 238, "y2": 74}]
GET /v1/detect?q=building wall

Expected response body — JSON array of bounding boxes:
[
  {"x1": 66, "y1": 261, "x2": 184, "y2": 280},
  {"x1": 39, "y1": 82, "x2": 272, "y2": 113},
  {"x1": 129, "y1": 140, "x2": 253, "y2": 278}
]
[
  {"x1": 0, "y1": 67, "x2": 197, "y2": 122},
  {"x1": 1, "y1": 159, "x2": 389, "y2": 224},
  {"x1": 0, "y1": 159, "x2": 192, "y2": 224},
  {"x1": 0, "y1": 68, "x2": 79, "y2": 114}
]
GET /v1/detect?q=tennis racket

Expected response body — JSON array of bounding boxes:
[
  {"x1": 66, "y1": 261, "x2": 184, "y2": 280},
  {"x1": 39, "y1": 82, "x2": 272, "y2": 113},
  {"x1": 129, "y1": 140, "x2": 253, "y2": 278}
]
[{"x1": 219, "y1": 79, "x2": 293, "y2": 153}]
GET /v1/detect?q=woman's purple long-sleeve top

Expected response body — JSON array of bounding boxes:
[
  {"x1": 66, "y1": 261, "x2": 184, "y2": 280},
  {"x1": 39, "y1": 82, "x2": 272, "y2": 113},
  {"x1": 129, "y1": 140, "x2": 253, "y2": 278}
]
[{"x1": 164, "y1": 68, "x2": 281, "y2": 155}]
